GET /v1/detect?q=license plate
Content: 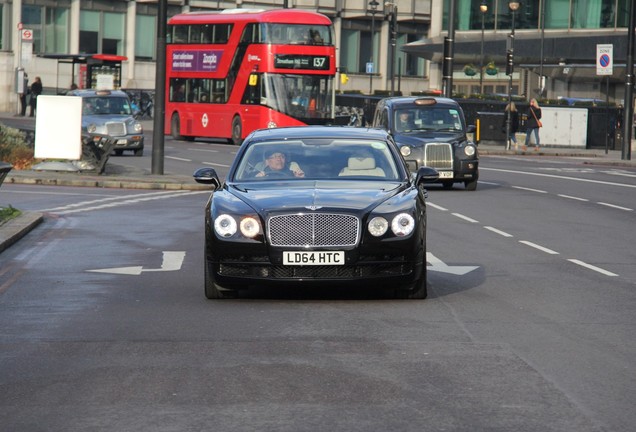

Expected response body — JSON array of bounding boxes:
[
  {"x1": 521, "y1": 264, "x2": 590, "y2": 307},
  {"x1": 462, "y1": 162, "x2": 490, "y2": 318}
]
[
  {"x1": 116, "y1": 139, "x2": 128, "y2": 145},
  {"x1": 283, "y1": 251, "x2": 345, "y2": 266},
  {"x1": 438, "y1": 171, "x2": 453, "y2": 178}
]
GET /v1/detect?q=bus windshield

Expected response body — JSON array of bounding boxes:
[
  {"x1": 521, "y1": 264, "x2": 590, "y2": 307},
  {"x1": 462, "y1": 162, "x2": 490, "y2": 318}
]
[{"x1": 260, "y1": 74, "x2": 334, "y2": 120}]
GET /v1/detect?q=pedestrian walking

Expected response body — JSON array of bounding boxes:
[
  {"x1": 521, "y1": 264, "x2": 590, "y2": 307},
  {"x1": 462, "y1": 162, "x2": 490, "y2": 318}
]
[
  {"x1": 525, "y1": 98, "x2": 542, "y2": 151},
  {"x1": 29, "y1": 76, "x2": 43, "y2": 117},
  {"x1": 503, "y1": 102, "x2": 519, "y2": 149}
]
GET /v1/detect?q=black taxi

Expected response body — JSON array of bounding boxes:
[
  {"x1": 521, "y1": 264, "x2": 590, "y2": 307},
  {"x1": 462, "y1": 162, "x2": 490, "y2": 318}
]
[{"x1": 372, "y1": 96, "x2": 479, "y2": 191}]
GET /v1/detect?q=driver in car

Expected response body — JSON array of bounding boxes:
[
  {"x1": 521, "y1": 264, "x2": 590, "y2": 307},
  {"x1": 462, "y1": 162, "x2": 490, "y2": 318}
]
[{"x1": 255, "y1": 150, "x2": 305, "y2": 178}]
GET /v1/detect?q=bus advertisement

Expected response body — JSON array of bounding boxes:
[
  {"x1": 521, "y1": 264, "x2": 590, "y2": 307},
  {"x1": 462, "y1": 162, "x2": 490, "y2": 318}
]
[{"x1": 165, "y1": 9, "x2": 336, "y2": 144}]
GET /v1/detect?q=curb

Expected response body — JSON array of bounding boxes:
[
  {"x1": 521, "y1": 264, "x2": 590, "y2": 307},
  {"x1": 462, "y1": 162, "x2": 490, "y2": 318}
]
[{"x1": 0, "y1": 211, "x2": 44, "y2": 254}]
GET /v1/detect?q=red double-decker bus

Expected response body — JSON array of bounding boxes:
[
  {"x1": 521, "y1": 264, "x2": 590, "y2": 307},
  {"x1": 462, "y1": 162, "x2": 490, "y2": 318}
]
[{"x1": 165, "y1": 8, "x2": 336, "y2": 144}]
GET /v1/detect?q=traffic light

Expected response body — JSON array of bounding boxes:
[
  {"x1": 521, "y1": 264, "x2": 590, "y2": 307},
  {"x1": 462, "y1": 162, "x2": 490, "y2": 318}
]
[{"x1": 506, "y1": 50, "x2": 514, "y2": 75}]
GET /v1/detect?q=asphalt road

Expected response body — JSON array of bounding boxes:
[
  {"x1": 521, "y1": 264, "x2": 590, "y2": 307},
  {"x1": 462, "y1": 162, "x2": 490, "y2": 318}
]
[{"x1": 1, "y1": 151, "x2": 635, "y2": 431}]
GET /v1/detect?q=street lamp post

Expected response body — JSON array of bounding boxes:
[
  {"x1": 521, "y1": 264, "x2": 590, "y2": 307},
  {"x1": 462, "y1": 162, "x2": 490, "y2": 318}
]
[
  {"x1": 505, "y1": 1, "x2": 519, "y2": 151},
  {"x1": 368, "y1": 0, "x2": 379, "y2": 95},
  {"x1": 385, "y1": 2, "x2": 398, "y2": 96},
  {"x1": 479, "y1": 1, "x2": 488, "y2": 94}
]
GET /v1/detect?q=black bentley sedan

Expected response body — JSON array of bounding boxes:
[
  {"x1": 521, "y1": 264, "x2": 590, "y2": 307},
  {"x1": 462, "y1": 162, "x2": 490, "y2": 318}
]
[
  {"x1": 193, "y1": 126, "x2": 439, "y2": 299},
  {"x1": 372, "y1": 96, "x2": 479, "y2": 191}
]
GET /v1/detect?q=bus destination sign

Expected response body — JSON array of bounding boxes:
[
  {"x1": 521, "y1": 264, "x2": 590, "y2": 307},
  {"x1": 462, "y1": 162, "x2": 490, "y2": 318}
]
[
  {"x1": 274, "y1": 55, "x2": 330, "y2": 71},
  {"x1": 172, "y1": 50, "x2": 223, "y2": 72}
]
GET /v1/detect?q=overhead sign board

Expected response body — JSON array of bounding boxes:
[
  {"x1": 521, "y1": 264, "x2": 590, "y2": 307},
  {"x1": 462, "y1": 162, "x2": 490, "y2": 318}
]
[{"x1": 596, "y1": 44, "x2": 613, "y2": 76}]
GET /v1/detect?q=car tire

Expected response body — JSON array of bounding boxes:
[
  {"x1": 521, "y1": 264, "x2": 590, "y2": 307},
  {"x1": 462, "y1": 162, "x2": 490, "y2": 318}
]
[
  {"x1": 395, "y1": 254, "x2": 427, "y2": 299},
  {"x1": 134, "y1": 148, "x2": 143, "y2": 157},
  {"x1": 204, "y1": 260, "x2": 237, "y2": 299},
  {"x1": 464, "y1": 179, "x2": 478, "y2": 191},
  {"x1": 442, "y1": 181, "x2": 454, "y2": 190},
  {"x1": 231, "y1": 116, "x2": 243, "y2": 146},
  {"x1": 171, "y1": 113, "x2": 185, "y2": 140}
]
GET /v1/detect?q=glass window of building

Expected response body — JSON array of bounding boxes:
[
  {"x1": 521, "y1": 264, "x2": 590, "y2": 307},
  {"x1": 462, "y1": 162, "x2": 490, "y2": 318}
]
[
  {"x1": 80, "y1": 10, "x2": 124, "y2": 55},
  {"x1": 22, "y1": 5, "x2": 69, "y2": 54},
  {"x1": 136, "y1": 14, "x2": 156, "y2": 60},
  {"x1": 340, "y1": 29, "x2": 360, "y2": 75}
]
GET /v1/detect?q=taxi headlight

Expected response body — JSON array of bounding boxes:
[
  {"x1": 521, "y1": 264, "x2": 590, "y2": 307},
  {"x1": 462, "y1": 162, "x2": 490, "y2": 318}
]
[
  {"x1": 464, "y1": 145, "x2": 476, "y2": 157},
  {"x1": 87, "y1": 124, "x2": 97, "y2": 133},
  {"x1": 133, "y1": 122, "x2": 143, "y2": 133},
  {"x1": 239, "y1": 217, "x2": 260, "y2": 238},
  {"x1": 391, "y1": 213, "x2": 415, "y2": 237},
  {"x1": 368, "y1": 216, "x2": 389, "y2": 237},
  {"x1": 400, "y1": 146, "x2": 412, "y2": 157},
  {"x1": 214, "y1": 214, "x2": 237, "y2": 238}
]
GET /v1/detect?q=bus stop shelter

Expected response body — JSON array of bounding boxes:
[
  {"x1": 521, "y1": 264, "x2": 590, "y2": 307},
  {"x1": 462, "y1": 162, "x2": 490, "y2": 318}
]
[{"x1": 38, "y1": 53, "x2": 127, "y2": 94}]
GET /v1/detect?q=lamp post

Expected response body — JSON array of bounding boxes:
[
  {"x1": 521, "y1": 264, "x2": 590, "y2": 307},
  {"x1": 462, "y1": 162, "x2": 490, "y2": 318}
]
[
  {"x1": 479, "y1": 1, "x2": 488, "y2": 94},
  {"x1": 385, "y1": 2, "x2": 398, "y2": 96},
  {"x1": 505, "y1": 0, "x2": 519, "y2": 151},
  {"x1": 368, "y1": 0, "x2": 379, "y2": 94}
]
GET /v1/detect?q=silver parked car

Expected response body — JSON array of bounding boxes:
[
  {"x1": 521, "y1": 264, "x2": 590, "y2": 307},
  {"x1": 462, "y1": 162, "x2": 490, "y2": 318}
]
[{"x1": 67, "y1": 89, "x2": 144, "y2": 156}]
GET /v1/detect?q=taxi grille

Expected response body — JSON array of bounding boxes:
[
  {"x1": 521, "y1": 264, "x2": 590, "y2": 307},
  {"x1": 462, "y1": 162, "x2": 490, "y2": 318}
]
[
  {"x1": 268, "y1": 213, "x2": 359, "y2": 247},
  {"x1": 423, "y1": 143, "x2": 453, "y2": 170},
  {"x1": 106, "y1": 122, "x2": 126, "y2": 136}
]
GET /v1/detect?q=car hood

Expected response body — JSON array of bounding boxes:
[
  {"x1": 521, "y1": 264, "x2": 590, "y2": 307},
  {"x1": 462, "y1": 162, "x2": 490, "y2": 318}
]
[
  {"x1": 393, "y1": 131, "x2": 465, "y2": 147},
  {"x1": 228, "y1": 180, "x2": 405, "y2": 214}
]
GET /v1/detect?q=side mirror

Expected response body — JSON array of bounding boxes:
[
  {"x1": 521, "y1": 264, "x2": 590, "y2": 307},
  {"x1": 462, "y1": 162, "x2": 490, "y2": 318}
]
[
  {"x1": 193, "y1": 167, "x2": 221, "y2": 190},
  {"x1": 414, "y1": 166, "x2": 439, "y2": 186}
]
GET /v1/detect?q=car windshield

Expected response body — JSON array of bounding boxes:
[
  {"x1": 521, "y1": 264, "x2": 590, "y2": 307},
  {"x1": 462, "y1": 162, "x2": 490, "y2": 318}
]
[
  {"x1": 395, "y1": 106, "x2": 464, "y2": 133},
  {"x1": 234, "y1": 139, "x2": 402, "y2": 181},
  {"x1": 82, "y1": 96, "x2": 133, "y2": 116}
]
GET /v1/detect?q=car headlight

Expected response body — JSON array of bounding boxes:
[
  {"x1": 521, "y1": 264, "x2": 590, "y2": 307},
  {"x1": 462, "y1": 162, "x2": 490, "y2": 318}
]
[
  {"x1": 87, "y1": 123, "x2": 97, "y2": 133},
  {"x1": 133, "y1": 122, "x2": 143, "y2": 133},
  {"x1": 214, "y1": 214, "x2": 237, "y2": 237},
  {"x1": 368, "y1": 216, "x2": 389, "y2": 237},
  {"x1": 400, "y1": 146, "x2": 412, "y2": 157},
  {"x1": 464, "y1": 145, "x2": 476, "y2": 157},
  {"x1": 239, "y1": 216, "x2": 260, "y2": 238},
  {"x1": 391, "y1": 213, "x2": 415, "y2": 237}
]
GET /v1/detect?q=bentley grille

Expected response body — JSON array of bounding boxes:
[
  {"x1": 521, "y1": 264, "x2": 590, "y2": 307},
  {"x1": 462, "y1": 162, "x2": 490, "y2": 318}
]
[
  {"x1": 423, "y1": 143, "x2": 453, "y2": 170},
  {"x1": 268, "y1": 213, "x2": 359, "y2": 247},
  {"x1": 106, "y1": 122, "x2": 126, "y2": 136}
]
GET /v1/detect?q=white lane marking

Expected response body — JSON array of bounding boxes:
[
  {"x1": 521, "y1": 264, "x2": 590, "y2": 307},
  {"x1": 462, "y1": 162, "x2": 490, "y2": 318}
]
[
  {"x1": 484, "y1": 226, "x2": 513, "y2": 237},
  {"x1": 597, "y1": 202, "x2": 633, "y2": 211},
  {"x1": 558, "y1": 194, "x2": 589, "y2": 202},
  {"x1": 512, "y1": 186, "x2": 548, "y2": 193},
  {"x1": 602, "y1": 170, "x2": 636, "y2": 178},
  {"x1": 41, "y1": 191, "x2": 208, "y2": 215},
  {"x1": 567, "y1": 259, "x2": 618, "y2": 277},
  {"x1": 38, "y1": 190, "x2": 194, "y2": 213},
  {"x1": 202, "y1": 161, "x2": 231, "y2": 168},
  {"x1": 427, "y1": 253, "x2": 479, "y2": 275},
  {"x1": 87, "y1": 251, "x2": 186, "y2": 275},
  {"x1": 166, "y1": 156, "x2": 192, "y2": 162},
  {"x1": 519, "y1": 240, "x2": 559, "y2": 255},
  {"x1": 482, "y1": 167, "x2": 636, "y2": 189},
  {"x1": 452, "y1": 213, "x2": 479, "y2": 223},
  {"x1": 426, "y1": 202, "x2": 448, "y2": 211},
  {"x1": 476, "y1": 181, "x2": 500, "y2": 186},
  {"x1": 188, "y1": 148, "x2": 219, "y2": 153}
]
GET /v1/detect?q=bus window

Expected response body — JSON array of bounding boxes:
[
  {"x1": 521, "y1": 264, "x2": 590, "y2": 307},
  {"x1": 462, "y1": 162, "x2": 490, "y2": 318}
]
[{"x1": 172, "y1": 25, "x2": 189, "y2": 44}]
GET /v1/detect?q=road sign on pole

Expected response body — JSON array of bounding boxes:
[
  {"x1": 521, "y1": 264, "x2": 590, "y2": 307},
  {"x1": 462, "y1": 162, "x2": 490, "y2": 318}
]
[{"x1": 597, "y1": 44, "x2": 613, "y2": 76}]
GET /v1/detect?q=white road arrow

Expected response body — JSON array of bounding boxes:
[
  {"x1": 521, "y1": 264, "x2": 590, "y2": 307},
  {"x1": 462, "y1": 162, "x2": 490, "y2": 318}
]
[
  {"x1": 427, "y1": 252, "x2": 479, "y2": 275},
  {"x1": 87, "y1": 251, "x2": 186, "y2": 275}
]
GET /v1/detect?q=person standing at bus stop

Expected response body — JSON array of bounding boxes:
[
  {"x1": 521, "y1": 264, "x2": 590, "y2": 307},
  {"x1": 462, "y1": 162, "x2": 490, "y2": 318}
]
[
  {"x1": 29, "y1": 76, "x2": 43, "y2": 117},
  {"x1": 525, "y1": 98, "x2": 542, "y2": 151}
]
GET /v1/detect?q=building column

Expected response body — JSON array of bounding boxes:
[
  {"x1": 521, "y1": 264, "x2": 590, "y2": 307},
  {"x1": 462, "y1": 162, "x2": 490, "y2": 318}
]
[
  {"x1": 427, "y1": 0, "x2": 444, "y2": 91},
  {"x1": 70, "y1": 0, "x2": 80, "y2": 54},
  {"x1": 125, "y1": 0, "x2": 137, "y2": 86}
]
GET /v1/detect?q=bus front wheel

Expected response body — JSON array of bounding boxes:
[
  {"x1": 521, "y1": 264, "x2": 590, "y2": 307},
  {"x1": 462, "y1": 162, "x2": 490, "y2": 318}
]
[
  {"x1": 231, "y1": 116, "x2": 243, "y2": 146},
  {"x1": 171, "y1": 113, "x2": 184, "y2": 140}
]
